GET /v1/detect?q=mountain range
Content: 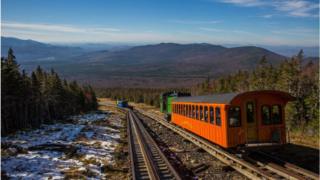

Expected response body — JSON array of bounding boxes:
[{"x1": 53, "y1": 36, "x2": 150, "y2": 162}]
[
  {"x1": 1, "y1": 37, "x2": 85, "y2": 62},
  {"x1": 1, "y1": 37, "x2": 318, "y2": 88}
]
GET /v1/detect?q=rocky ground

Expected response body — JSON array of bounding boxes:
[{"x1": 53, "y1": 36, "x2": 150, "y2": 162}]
[
  {"x1": 246, "y1": 144, "x2": 319, "y2": 174},
  {"x1": 1, "y1": 104, "x2": 129, "y2": 180},
  {"x1": 135, "y1": 110, "x2": 245, "y2": 180}
]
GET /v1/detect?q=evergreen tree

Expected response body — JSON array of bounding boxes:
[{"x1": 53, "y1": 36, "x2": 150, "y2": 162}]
[{"x1": 1, "y1": 48, "x2": 98, "y2": 135}]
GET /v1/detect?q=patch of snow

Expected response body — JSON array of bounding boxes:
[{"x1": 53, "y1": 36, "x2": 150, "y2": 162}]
[
  {"x1": 2, "y1": 111, "x2": 123, "y2": 179},
  {"x1": 70, "y1": 112, "x2": 108, "y2": 124},
  {"x1": 2, "y1": 124, "x2": 85, "y2": 148}
]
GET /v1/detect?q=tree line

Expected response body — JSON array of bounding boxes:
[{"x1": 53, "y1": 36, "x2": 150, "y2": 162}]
[
  {"x1": 196, "y1": 50, "x2": 318, "y2": 136},
  {"x1": 1, "y1": 48, "x2": 98, "y2": 135},
  {"x1": 97, "y1": 88, "x2": 190, "y2": 108}
]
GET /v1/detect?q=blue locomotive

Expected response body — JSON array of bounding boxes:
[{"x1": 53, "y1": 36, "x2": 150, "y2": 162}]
[{"x1": 116, "y1": 100, "x2": 129, "y2": 108}]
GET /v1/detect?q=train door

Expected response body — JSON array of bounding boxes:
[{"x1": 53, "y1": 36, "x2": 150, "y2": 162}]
[{"x1": 246, "y1": 101, "x2": 258, "y2": 142}]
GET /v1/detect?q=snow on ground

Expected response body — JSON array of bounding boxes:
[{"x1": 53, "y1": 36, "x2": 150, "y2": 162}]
[
  {"x1": 70, "y1": 112, "x2": 108, "y2": 124},
  {"x1": 1, "y1": 111, "x2": 123, "y2": 179},
  {"x1": 2, "y1": 124, "x2": 85, "y2": 149}
]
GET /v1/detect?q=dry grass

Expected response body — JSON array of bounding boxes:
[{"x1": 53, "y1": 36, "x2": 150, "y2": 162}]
[
  {"x1": 63, "y1": 166, "x2": 96, "y2": 179},
  {"x1": 98, "y1": 98, "x2": 129, "y2": 180},
  {"x1": 288, "y1": 131, "x2": 319, "y2": 149}
]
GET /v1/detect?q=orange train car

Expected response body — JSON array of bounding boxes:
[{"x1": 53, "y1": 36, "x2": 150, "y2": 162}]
[{"x1": 171, "y1": 90, "x2": 294, "y2": 148}]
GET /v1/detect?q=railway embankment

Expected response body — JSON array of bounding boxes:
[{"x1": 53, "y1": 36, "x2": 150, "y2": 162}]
[
  {"x1": 98, "y1": 100, "x2": 130, "y2": 179},
  {"x1": 135, "y1": 110, "x2": 245, "y2": 179},
  {"x1": 133, "y1": 102, "x2": 319, "y2": 179}
]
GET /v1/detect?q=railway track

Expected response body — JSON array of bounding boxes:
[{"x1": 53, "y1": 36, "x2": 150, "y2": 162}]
[
  {"x1": 243, "y1": 149, "x2": 319, "y2": 180},
  {"x1": 127, "y1": 110, "x2": 181, "y2": 180},
  {"x1": 135, "y1": 108, "x2": 319, "y2": 180}
]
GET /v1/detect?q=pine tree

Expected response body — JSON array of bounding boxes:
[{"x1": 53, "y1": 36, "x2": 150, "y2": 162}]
[{"x1": 1, "y1": 48, "x2": 98, "y2": 135}]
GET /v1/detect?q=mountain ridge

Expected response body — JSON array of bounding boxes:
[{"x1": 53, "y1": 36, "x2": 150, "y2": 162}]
[
  {"x1": 2, "y1": 37, "x2": 318, "y2": 88},
  {"x1": 1, "y1": 37, "x2": 85, "y2": 62}
]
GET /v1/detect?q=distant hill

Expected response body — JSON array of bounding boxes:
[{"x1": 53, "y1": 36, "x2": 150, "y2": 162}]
[
  {"x1": 53, "y1": 43, "x2": 288, "y2": 87},
  {"x1": 68, "y1": 43, "x2": 286, "y2": 76},
  {"x1": 1, "y1": 37, "x2": 85, "y2": 62},
  {"x1": 3, "y1": 37, "x2": 317, "y2": 88}
]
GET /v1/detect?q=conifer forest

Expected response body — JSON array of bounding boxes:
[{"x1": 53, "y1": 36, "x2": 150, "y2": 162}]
[{"x1": 1, "y1": 48, "x2": 98, "y2": 135}]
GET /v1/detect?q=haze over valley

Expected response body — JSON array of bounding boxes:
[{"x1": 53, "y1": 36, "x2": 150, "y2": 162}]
[{"x1": 2, "y1": 36, "x2": 319, "y2": 88}]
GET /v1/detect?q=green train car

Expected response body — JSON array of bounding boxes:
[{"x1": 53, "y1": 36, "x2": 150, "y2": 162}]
[{"x1": 160, "y1": 92, "x2": 190, "y2": 120}]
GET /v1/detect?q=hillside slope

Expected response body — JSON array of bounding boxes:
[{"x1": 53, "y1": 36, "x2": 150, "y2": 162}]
[
  {"x1": 1, "y1": 37, "x2": 85, "y2": 62},
  {"x1": 2, "y1": 38, "x2": 297, "y2": 87},
  {"x1": 52, "y1": 43, "x2": 287, "y2": 87}
]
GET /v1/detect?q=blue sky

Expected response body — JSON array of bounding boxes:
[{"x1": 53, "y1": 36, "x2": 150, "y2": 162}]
[{"x1": 1, "y1": 0, "x2": 319, "y2": 46}]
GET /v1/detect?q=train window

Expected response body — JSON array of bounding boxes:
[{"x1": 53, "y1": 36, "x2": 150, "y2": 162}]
[
  {"x1": 216, "y1": 107, "x2": 221, "y2": 126},
  {"x1": 246, "y1": 102, "x2": 254, "y2": 123},
  {"x1": 209, "y1": 107, "x2": 214, "y2": 124},
  {"x1": 228, "y1": 106, "x2": 241, "y2": 127},
  {"x1": 271, "y1": 105, "x2": 282, "y2": 124},
  {"x1": 200, "y1": 106, "x2": 203, "y2": 121},
  {"x1": 204, "y1": 106, "x2": 208, "y2": 122},
  {"x1": 191, "y1": 105, "x2": 195, "y2": 118},
  {"x1": 185, "y1": 105, "x2": 188, "y2": 117},
  {"x1": 196, "y1": 106, "x2": 199, "y2": 120},
  {"x1": 183, "y1": 105, "x2": 188, "y2": 117},
  {"x1": 262, "y1": 105, "x2": 271, "y2": 125},
  {"x1": 186, "y1": 105, "x2": 188, "y2": 117},
  {"x1": 181, "y1": 105, "x2": 183, "y2": 115},
  {"x1": 187, "y1": 105, "x2": 189, "y2": 117}
]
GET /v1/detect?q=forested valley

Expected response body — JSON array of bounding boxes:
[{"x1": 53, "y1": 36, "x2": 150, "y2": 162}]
[
  {"x1": 1, "y1": 48, "x2": 98, "y2": 135},
  {"x1": 100, "y1": 50, "x2": 319, "y2": 145}
]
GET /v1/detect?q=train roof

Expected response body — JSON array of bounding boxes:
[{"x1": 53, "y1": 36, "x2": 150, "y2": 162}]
[
  {"x1": 173, "y1": 93, "x2": 239, "y2": 104},
  {"x1": 172, "y1": 90, "x2": 294, "y2": 104}
]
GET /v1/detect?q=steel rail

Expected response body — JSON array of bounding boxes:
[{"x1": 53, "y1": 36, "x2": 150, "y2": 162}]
[
  {"x1": 130, "y1": 111, "x2": 159, "y2": 179},
  {"x1": 248, "y1": 149, "x2": 319, "y2": 180},
  {"x1": 128, "y1": 110, "x2": 181, "y2": 180},
  {"x1": 135, "y1": 108, "x2": 319, "y2": 180}
]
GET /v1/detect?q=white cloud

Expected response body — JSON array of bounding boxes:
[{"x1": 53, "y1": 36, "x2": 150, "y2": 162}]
[
  {"x1": 273, "y1": 0, "x2": 319, "y2": 17},
  {"x1": 2, "y1": 22, "x2": 121, "y2": 33},
  {"x1": 170, "y1": 19, "x2": 221, "y2": 24},
  {"x1": 1, "y1": 21, "x2": 189, "y2": 43},
  {"x1": 199, "y1": 27, "x2": 223, "y2": 32},
  {"x1": 219, "y1": 0, "x2": 319, "y2": 17},
  {"x1": 220, "y1": 0, "x2": 265, "y2": 7},
  {"x1": 261, "y1": 14, "x2": 273, "y2": 18},
  {"x1": 1, "y1": 21, "x2": 317, "y2": 46},
  {"x1": 271, "y1": 28, "x2": 318, "y2": 36}
]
